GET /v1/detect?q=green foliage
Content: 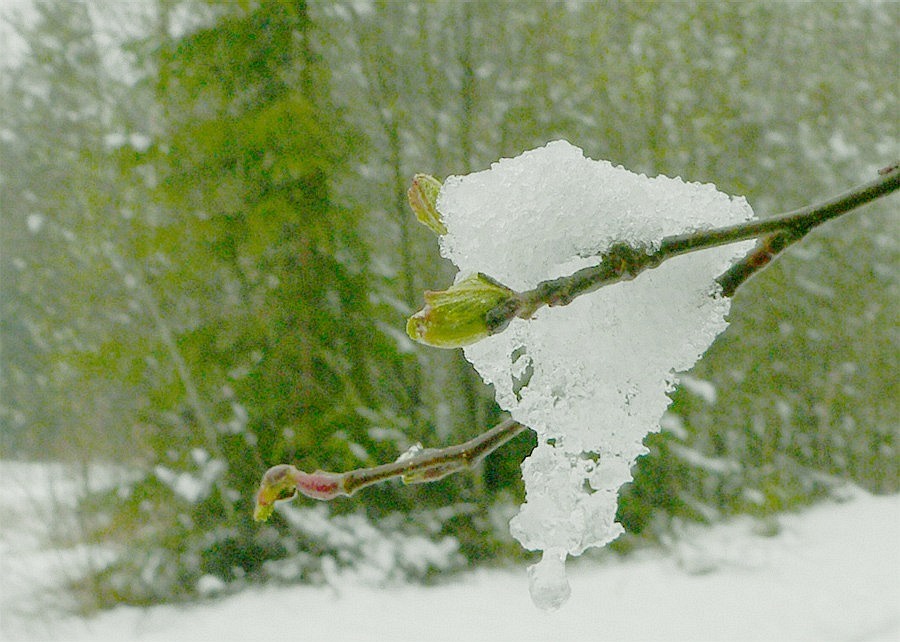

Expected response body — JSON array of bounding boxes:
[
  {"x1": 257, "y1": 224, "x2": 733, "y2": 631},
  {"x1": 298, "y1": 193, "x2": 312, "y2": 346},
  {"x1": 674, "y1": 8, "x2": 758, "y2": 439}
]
[{"x1": 69, "y1": 0, "x2": 441, "y2": 607}]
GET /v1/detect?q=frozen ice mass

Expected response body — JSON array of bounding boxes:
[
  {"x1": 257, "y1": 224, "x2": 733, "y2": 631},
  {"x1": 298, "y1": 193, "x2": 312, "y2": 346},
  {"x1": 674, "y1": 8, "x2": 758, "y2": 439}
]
[{"x1": 437, "y1": 140, "x2": 756, "y2": 609}]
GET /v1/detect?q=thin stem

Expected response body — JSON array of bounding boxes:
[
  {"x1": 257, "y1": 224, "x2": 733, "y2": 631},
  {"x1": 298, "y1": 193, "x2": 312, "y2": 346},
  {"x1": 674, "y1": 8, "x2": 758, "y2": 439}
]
[
  {"x1": 255, "y1": 419, "x2": 525, "y2": 517},
  {"x1": 717, "y1": 164, "x2": 899, "y2": 295},
  {"x1": 663, "y1": 164, "x2": 899, "y2": 255},
  {"x1": 716, "y1": 229, "x2": 795, "y2": 298},
  {"x1": 343, "y1": 418, "x2": 525, "y2": 494},
  {"x1": 508, "y1": 165, "x2": 899, "y2": 323}
]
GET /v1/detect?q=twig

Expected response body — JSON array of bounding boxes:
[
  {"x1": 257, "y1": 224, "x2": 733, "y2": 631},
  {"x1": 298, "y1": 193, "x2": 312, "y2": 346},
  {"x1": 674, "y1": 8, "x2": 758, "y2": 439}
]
[
  {"x1": 492, "y1": 164, "x2": 900, "y2": 331},
  {"x1": 717, "y1": 163, "x2": 899, "y2": 295},
  {"x1": 255, "y1": 164, "x2": 898, "y2": 518},
  {"x1": 254, "y1": 419, "x2": 524, "y2": 520}
]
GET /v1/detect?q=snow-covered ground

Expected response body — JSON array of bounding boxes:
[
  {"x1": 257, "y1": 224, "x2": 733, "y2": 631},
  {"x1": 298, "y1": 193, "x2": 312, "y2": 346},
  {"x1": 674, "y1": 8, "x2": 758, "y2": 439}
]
[{"x1": 1, "y1": 461, "x2": 898, "y2": 642}]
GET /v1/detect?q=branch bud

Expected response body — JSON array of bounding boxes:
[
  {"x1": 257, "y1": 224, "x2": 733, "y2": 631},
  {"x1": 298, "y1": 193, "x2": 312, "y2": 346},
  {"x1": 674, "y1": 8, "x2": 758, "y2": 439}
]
[
  {"x1": 407, "y1": 173, "x2": 447, "y2": 235},
  {"x1": 254, "y1": 464, "x2": 299, "y2": 522},
  {"x1": 407, "y1": 273, "x2": 518, "y2": 348}
]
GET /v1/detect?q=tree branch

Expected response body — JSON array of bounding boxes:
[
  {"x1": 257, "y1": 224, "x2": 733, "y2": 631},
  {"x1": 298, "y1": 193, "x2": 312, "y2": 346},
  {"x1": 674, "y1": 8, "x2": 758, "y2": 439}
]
[
  {"x1": 254, "y1": 164, "x2": 898, "y2": 519},
  {"x1": 716, "y1": 163, "x2": 899, "y2": 295},
  {"x1": 254, "y1": 419, "x2": 525, "y2": 520},
  {"x1": 494, "y1": 164, "x2": 900, "y2": 330}
]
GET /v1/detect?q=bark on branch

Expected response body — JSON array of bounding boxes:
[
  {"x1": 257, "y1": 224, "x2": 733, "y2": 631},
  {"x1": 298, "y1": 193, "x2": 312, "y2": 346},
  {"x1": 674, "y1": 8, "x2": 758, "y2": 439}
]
[{"x1": 496, "y1": 164, "x2": 900, "y2": 331}]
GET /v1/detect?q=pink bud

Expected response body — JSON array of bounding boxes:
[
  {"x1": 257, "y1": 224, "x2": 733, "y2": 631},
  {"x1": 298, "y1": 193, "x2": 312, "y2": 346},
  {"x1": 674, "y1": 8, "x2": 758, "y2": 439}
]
[{"x1": 294, "y1": 470, "x2": 347, "y2": 501}]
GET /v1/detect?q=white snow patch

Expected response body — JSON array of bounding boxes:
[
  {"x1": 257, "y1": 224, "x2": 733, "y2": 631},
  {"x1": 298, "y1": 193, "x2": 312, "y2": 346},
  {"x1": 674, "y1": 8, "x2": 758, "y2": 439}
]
[
  {"x1": 437, "y1": 140, "x2": 754, "y2": 607},
  {"x1": 679, "y1": 374, "x2": 717, "y2": 404},
  {"x1": 153, "y1": 457, "x2": 225, "y2": 504},
  {"x1": 26, "y1": 213, "x2": 44, "y2": 233},
  {"x1": 3, "y1": 461, "x2": 897, "y2": 641}
]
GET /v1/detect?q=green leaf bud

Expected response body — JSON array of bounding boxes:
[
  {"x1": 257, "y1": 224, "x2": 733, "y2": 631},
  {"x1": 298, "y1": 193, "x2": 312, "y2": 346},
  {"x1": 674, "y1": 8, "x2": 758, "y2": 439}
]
[
  {"x1": 407, "y1": 173, "x2": 447, "y2": 235},
  {"x1": 406, "y1": 273, "x2": 518, "y2": 348},
  {"x1": 254, "y1": 464, "x2": 298, "y2": 522}
]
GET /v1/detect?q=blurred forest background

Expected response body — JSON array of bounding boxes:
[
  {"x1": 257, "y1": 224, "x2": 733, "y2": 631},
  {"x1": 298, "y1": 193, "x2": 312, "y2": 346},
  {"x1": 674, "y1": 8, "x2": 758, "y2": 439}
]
[{"x1": 1, "y1": 0, "x2": 897, "y2": 612}]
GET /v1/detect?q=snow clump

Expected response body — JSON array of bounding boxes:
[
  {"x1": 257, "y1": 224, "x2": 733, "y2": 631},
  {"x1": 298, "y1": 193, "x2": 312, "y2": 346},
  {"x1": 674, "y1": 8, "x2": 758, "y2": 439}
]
[{"x1": 437, "y1": 140, "x2": 755, "y2": 610}]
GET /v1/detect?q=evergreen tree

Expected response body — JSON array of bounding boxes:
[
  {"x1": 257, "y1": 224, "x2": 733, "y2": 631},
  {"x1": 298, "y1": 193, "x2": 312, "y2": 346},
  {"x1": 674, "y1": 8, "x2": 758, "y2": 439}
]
[{"x1": 74, "y1": 0, "x2": 443, "y2": 606}]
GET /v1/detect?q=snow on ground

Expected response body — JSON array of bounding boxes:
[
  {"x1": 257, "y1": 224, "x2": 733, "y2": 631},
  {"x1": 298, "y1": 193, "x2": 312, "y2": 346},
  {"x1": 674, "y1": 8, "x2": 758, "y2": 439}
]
[{"x1": 1, "y1": 461, "x2": 899, "y2": 642}]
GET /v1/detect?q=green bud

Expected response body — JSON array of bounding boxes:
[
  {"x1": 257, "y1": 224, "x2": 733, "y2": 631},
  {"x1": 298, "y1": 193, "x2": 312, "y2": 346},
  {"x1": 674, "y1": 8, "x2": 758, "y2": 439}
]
[
  {"x1": 407, "y1": 174, "x2": 447, "y2": 235},
  {"x1": 407, "y1": 273, "x2": 518, "y2": 348},
  {"x1": 254, "y1": 500, "x2": 276, "y2": 523},
  {"x1": 254, "y1": 464, "x2": 298, "y2": 522}
]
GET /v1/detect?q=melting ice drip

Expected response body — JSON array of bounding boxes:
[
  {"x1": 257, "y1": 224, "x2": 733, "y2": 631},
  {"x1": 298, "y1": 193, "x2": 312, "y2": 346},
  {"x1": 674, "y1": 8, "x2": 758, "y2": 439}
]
[{"x1": 437, "y1": 141, "x2": 755, "y2": 610}]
